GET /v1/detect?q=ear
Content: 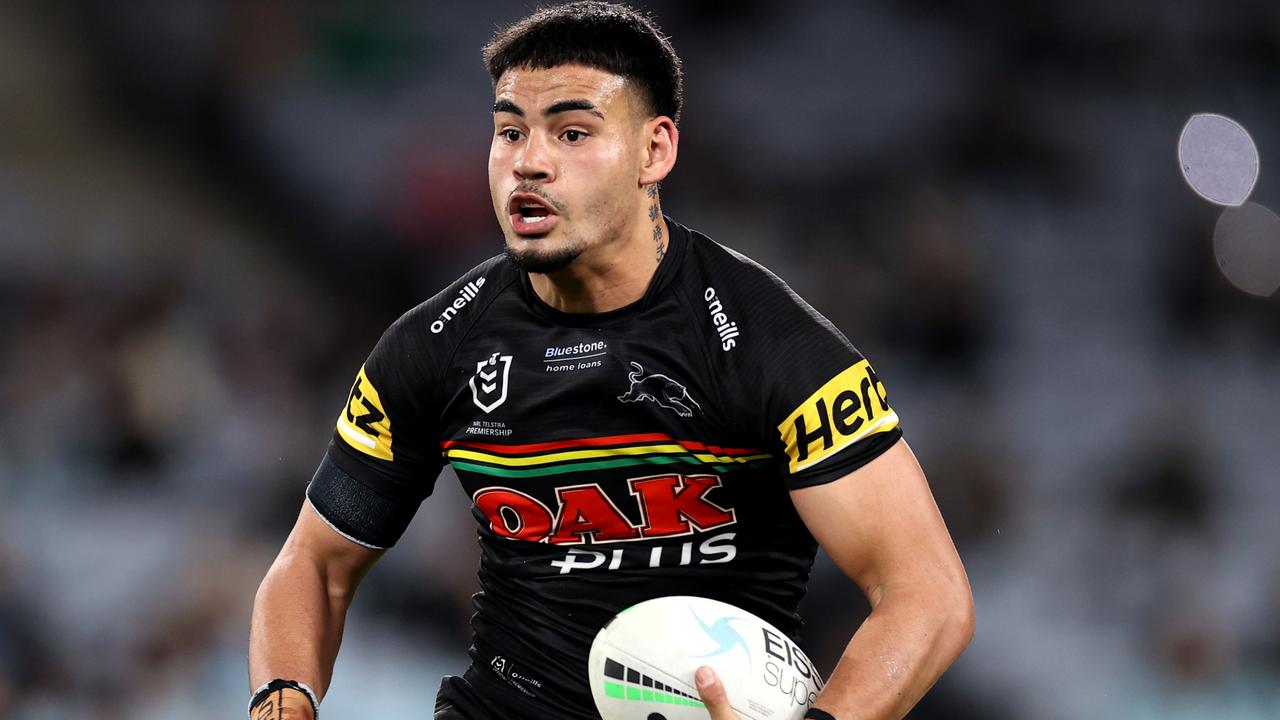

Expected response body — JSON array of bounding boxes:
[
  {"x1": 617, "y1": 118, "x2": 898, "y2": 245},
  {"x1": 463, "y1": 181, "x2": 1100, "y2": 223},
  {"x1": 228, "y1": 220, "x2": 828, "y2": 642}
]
[{"x1": 638, "y1": 116, "x2": 679, "y2": 187}]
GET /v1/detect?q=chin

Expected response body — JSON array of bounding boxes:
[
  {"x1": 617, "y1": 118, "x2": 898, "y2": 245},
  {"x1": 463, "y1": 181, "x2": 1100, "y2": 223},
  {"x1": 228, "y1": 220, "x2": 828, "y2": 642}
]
[{"x1": 503, "y1": 241, "x2": 582, "y2": 274}]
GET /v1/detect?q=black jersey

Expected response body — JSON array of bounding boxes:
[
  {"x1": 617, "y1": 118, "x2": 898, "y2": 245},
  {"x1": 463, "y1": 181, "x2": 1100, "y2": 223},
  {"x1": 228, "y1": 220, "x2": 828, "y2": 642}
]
[{"x1": 309, "y1": 218, "x2": 901, "y2": 720}]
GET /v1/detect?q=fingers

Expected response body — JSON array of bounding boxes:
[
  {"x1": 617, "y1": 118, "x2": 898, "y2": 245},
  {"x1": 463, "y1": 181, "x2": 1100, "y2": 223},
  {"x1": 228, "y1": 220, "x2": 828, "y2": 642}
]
[{"x1": 695, "y1": 666, "x2": 739, "y2": 720}]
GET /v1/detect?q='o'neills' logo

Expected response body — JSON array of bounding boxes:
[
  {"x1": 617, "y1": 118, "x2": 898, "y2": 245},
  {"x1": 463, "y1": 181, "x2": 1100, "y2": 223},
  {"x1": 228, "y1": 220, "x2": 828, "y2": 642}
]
[
  {"x1": 778, "y1": 360, "x2": 899, "y2": 472},
  {"x1": 431, "y1": 277, "x2": 486, "y2": 334},
  {"x1": 704, "y1": 287, "x2": 740, "y2": 351}
]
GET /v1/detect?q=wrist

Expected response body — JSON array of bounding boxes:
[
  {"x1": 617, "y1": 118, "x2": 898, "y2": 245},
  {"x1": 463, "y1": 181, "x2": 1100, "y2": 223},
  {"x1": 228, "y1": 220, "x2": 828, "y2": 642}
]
[{"x1": 248, "y1": 679, "x2": 319, "y2": 720}]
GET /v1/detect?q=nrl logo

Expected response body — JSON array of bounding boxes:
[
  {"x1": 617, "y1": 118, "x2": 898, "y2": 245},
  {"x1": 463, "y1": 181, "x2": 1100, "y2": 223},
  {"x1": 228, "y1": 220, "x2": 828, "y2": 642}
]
[
  {"x1": 691, "y1": 609, "x2": 750, "y2": 670},
  {"x1": 617, "y1": 361, "x2": 701, "y2": 417},
  {"x1": 471, "y1": 352, "x2": 513, "y2": 413}
]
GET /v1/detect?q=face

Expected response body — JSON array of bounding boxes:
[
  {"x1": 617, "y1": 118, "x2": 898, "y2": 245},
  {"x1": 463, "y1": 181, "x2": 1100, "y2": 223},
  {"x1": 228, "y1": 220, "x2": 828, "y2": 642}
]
[{"x1": 489, "y1": 64, "x2": 650, "y2": 273}]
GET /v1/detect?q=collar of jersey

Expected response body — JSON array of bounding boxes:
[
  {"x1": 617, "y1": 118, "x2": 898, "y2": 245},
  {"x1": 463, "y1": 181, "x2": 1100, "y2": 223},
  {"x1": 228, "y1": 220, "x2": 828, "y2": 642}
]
[{"x1": 520, "y1": 215, "x2": 688, "y2": 327}]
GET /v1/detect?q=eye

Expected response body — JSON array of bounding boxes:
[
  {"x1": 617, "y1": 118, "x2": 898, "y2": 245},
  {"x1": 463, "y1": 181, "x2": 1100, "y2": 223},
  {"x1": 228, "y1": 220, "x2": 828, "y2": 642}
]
[
  {"x1": 561, "y1": 129, "x2": 586, "y2": 144},
  {"x1": 500, "y1": 128, "x2": 522, "y2": 143}
]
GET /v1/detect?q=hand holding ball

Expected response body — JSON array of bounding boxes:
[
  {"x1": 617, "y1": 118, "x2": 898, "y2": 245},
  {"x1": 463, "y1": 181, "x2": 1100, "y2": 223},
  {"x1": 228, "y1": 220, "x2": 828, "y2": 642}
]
[{"x1": 588, "y1": 596, "x2": 825, "y2": 720}]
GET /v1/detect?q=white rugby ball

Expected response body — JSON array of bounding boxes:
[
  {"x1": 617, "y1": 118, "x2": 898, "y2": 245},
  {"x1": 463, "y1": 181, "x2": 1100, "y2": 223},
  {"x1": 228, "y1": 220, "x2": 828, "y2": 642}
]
[{"x1": 588, "y1": 595, "x2": 824, "y2": 720}]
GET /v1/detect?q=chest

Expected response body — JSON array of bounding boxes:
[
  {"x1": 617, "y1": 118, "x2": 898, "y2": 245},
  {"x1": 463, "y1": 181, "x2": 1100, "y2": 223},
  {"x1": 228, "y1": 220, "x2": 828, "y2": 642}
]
[
  {"x1": 440, "y1": 315, "x2": 726, "y2": 445},
  {"x1": 432, "y1": 306, "x2": 783, "y2": 548}
]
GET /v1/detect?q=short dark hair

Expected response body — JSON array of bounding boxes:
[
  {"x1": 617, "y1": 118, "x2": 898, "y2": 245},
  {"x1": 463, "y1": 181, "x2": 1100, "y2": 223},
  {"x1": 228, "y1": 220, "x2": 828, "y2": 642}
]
[{"x1": 482, "y1": 2, "x2": 683, "y2": 124}]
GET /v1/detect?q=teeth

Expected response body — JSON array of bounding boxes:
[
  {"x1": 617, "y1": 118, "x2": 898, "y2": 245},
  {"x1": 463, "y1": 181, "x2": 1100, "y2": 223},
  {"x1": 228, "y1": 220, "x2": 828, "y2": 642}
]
[{"x1": 523, "y1": 215, "x2": 549, "y2": 224}]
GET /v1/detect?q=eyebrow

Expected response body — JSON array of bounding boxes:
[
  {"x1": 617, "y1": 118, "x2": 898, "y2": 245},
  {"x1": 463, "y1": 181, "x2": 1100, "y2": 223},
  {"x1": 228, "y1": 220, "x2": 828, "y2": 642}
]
[
  {"x1": 492, "y1": 98, "x2": 605, "y2": 120},
  {"x1": 545, "y1": 99, "x2": 605, "y2": 119},
  {"x1": 493, "y1": 99, "x2": 523, "y2": 116}
]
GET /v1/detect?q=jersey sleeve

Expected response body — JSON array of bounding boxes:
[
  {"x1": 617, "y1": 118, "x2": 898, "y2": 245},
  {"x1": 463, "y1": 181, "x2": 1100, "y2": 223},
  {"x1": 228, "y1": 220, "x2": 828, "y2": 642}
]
[
  {"x1": 719, "y1": 253, "x2": 902, "y2": 490},
  {"x1": 308, "y1": 307, "x2": 446, "y2": 548}
]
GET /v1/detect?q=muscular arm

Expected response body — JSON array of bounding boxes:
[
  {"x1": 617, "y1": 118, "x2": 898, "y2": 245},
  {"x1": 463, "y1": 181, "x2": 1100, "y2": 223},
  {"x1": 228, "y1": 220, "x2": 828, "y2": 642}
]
[
  {"x1": 249, "y1": 499, "x2": 385, "y2": 702},
  {"x1": 792, "y1": 438, "x2": 975, "y2": 719},
  {"x1": 698, "y1": 439, "x2": 974, "y2": 719}
]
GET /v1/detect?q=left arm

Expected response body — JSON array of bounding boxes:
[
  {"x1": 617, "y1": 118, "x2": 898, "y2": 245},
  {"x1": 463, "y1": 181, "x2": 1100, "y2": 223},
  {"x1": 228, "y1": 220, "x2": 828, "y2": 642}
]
[{"x1": 698, "y1": 438, "x2": 975, "y2": 719}]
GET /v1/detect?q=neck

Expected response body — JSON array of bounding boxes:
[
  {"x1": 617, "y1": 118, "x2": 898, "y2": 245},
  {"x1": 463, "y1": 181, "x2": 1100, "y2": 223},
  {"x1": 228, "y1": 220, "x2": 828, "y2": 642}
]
[{"x1": 529, "y1": 206, "x2": 670, "y2": 314}]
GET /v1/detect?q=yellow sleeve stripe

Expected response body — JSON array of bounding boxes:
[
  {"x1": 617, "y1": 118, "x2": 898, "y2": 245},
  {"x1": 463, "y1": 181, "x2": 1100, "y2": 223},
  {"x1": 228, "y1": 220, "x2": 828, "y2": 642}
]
[
  {"x1": 335, "y1": 365, "x2": 394, "y2": 461},
  {"x1": 777, "y1": 359, "x2": 898, "y2": 474},
  {"x1": 790, "y1": 411, "x2": 898, "y2": 473},
  {"x1": 337, "y1": 416, "x2": 377, "y2": 450}
]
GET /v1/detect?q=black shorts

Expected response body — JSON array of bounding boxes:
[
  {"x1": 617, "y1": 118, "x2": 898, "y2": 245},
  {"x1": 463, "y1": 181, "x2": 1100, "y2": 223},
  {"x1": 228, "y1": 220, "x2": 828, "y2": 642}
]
[
  {"x1": 433, "y1": 699, "x2": 472, "y2": 720},
  {"x1": 435, "y1": 664, "x2": 594, "y2": 720},
  {"x1": 434, "y1": 673, "x2": 501, "y2": 720}
]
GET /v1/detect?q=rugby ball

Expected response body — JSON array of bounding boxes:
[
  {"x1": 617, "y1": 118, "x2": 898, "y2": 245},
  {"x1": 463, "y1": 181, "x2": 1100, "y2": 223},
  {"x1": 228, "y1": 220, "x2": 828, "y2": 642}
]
[{"x1": 588, "y1": 595, "x2": 824, "y2": 720}]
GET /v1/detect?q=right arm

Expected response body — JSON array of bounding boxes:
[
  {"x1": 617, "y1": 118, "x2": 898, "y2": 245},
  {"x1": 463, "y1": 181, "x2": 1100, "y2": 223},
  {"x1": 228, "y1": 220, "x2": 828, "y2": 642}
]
[
  {"x1": 247, "y1": 271, "x2": 490, "y2": 715},
  {"x1": 249, "y1": 499, "x2": 385, "y2": 712}
]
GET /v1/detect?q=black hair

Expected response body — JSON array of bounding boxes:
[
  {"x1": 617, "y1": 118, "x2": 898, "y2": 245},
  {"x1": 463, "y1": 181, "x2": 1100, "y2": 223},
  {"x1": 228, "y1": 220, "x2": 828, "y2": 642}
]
[{"x1": 483, "y1": 2, "x2": 683, "y2": 124}]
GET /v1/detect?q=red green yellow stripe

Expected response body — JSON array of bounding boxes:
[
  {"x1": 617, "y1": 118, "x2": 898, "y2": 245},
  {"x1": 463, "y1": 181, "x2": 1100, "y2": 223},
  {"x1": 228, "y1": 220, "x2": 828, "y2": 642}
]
[
  {"x1": 441, "y1": 432, "x2": 761, "y2": 457},
  {"x1": 441, "y1": 432, "x2": 772, "y2": 478}
]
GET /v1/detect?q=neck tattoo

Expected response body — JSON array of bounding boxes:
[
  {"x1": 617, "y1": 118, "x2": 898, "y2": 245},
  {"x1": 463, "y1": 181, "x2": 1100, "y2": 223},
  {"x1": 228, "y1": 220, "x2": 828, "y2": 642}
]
[{"x1": 646, "y1": 184, "x2": 664, "y2": 263}]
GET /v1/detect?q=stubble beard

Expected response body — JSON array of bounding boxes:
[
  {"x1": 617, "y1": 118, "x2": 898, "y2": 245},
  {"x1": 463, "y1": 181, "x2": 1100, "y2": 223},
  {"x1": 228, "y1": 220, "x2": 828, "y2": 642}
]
[
  {"x1": 503, "y1": 235, "x2": 586, "y2": 274},
  {"x1": 498, "y1": 180, "x2": 583, "y2": 273}
]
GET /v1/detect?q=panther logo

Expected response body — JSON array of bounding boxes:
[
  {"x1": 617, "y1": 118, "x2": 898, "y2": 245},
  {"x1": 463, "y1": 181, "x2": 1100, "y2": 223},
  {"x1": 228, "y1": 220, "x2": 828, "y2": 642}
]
[{"x1": 617, "y1": 362, "x2": 702, "y2": 417}]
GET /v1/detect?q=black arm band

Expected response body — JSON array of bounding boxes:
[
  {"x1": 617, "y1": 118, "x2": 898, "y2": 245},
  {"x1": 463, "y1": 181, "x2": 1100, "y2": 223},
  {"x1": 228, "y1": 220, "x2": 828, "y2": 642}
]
[
  {"x1": 248, "y1": 678, "x2": 319, "y2": 719},
  {"x1": 307, "y1": 451, "x2": 419, "y2": 549},
  {"x1": 804, "y1": 709, "x2": 837, "y2": 720}
]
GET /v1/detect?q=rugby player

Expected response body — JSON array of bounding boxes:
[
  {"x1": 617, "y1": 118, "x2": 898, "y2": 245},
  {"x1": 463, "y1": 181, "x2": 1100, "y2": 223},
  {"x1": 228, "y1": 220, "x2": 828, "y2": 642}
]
[{"x1": 248, "y1": 3, "x2": 974, "y2": 719}]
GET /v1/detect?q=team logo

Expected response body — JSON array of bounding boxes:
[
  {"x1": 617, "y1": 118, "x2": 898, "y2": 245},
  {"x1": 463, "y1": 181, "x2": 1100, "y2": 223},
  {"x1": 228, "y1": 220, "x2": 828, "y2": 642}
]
[
  {"x1": 778, "y1": 359, "x2": 899, "y2": 473},
  {"x1": 336, "y1": 365, "x2": 393, "y2": 460},
  {"x1": 470, "y1": 352, "x2": 513, "y2": 413},
  {"x1": 617, "y1": 362, "x2": 701, "y2": 417}
]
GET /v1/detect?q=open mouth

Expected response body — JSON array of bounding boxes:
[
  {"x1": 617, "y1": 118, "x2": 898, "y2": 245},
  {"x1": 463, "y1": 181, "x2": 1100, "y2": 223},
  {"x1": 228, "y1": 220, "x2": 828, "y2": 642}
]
[
  {"x1": 508, "y1": 193, "x2": 559, "y2": 235},
  {"x1": 518, "y1": 205, "x2": 551, "y2": 223}
]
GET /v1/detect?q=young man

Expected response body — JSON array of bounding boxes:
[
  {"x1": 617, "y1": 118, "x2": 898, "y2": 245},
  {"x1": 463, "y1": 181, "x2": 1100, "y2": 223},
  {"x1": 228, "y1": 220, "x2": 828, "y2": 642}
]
[{"x1": 248, "y1": 3, "x2": 974, "y2": 719}]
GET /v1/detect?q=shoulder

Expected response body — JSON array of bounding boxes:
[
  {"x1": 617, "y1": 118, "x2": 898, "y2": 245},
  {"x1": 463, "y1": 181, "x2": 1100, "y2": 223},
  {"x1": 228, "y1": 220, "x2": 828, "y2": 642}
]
[
  {"x1": 674, "y1": 223, "x2": 850, "y2": 355},
  {"x1": 679, "y1": 224, "x2": 782, "y2": 290},
  {"x1": 364, "y1": 254, "x2": 517, "y2": 395},
  {"x1": 386, "y1": 253, "x2": 519, "y2": 351}
]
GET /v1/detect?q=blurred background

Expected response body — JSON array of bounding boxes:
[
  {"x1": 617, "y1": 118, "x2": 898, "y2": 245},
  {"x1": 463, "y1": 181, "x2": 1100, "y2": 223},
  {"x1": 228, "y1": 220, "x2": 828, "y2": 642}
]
[{"x1": 3, "y1": 0, "x2": 1280, "y2": 718}]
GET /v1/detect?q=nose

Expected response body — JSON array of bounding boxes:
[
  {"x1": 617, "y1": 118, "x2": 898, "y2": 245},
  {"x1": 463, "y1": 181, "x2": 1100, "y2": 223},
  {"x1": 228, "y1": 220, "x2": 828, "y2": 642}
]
[{"x1": 513, "y1": 131, "x2": 555, "y2": 182}]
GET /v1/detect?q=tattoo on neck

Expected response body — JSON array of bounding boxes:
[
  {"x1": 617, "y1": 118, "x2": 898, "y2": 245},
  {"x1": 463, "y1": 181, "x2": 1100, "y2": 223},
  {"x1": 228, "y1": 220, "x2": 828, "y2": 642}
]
[
  {"x1": 646, "y1": 184, "x2": 664, "y2": 262},
  {"x1": 645, "y1": 183, "x2": 665, "y2": 262}
]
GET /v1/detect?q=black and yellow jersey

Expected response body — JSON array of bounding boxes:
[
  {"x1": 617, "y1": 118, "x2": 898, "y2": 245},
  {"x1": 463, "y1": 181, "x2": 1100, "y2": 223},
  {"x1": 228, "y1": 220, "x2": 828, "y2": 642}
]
[{"x1": 308, "y1": 217, "x2": 902, "y2": 720}]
